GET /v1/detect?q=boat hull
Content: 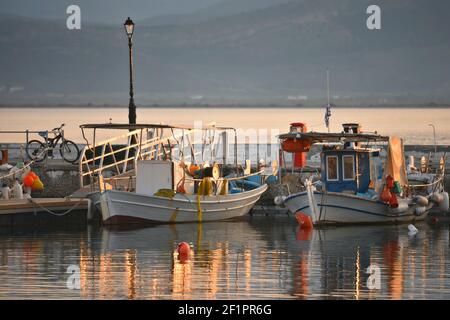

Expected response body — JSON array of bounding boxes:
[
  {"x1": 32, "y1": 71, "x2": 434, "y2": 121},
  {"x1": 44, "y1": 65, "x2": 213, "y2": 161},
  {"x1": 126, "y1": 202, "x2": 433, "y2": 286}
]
[
  {"x1": 284, "y1": 191, "x2": 430, "y2": 225},
  {"x1": 98, "y1": 184, "x2": 268, "y2": 224}
]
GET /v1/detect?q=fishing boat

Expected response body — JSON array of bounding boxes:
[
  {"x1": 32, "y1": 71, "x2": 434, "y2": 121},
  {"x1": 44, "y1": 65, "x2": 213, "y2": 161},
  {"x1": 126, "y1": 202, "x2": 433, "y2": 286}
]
[
  {"x1": 276, "y1": 123, "x2": 448, "y2": 225},
  {"x1": 74, "y1": 123, "x2": 269, "y2": 225}
]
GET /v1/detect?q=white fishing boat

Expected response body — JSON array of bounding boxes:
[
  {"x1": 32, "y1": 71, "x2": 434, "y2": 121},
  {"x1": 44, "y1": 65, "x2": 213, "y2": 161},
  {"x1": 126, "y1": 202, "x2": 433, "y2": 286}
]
[
  {"x1": 276, "y1": 123, "x2": 448, "y2": 225},
  {"x1": 74, "y1": 123, "x2": 270, "y2": 225}
]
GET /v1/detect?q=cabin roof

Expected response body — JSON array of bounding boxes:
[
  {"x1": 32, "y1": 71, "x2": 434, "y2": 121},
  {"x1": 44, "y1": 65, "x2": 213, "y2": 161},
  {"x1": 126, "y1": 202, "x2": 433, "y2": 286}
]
[
  {"x1": 79, "y1": 123, "x2": 236, "y2": 131},
  {"x1": 278, "y1": 131, "x2": 389, "y2": 143},
  {"x1": 322, "y1": 147, "x2": 381, "y2": 153}
]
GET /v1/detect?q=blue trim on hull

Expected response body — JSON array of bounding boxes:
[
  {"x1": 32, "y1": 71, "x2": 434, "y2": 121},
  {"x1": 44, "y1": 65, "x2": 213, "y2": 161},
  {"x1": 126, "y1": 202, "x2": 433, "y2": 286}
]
[{"x1": 295, "y1": 204, "x2": 418, "y2": 218}]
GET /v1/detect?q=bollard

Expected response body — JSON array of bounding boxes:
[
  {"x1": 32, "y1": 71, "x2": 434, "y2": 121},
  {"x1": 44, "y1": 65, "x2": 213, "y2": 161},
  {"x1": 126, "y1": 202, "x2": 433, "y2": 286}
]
[{"x1": 0, "y1": 150, "x2": 8, "y2": 165}]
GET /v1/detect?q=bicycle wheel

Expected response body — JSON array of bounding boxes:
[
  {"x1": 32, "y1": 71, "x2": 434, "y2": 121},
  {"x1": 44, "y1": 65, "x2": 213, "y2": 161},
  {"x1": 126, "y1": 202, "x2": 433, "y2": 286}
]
[
  {"x1": 60, "y1": 140, "x2": 80, "y2": 163},
  {"x1": 26, "y1": 140, "x2": 47, "y2": 162}
]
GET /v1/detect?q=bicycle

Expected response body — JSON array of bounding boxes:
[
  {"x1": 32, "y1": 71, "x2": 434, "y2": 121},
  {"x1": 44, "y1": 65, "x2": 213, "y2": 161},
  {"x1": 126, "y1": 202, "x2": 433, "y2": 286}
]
[{"x1": 26, "y1": 123, "x2": 80, "y2": 164}]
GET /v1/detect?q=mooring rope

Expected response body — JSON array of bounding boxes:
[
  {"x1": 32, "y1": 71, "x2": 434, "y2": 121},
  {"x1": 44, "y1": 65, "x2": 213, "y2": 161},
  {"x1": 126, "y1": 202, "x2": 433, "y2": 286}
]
[{"x1": 28, "y1": 197, "x2": 86, "y2": 216}]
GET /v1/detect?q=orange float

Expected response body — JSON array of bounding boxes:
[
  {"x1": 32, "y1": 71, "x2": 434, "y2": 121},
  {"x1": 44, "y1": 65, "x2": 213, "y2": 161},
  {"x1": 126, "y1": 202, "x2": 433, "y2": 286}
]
[
  {"x1": 23, "y1": 175, "x2": 34, "y2": 188},
  {"x1": 177, "y1": 242, "x2": 191, "y2": 263},
  {"x1": 188, "y1": 164, "x2": 200, "y2": 176},
  {"x1": 281, "y1": 139, "x2": 311, "y2": 153},
  {"x1": 29, "y1": 172, "x2": 38, "y2": 180},
  {"x1": 295, "y1": 212, "x2": 314, "y2": 229},
  {"x1": 281, "y1": 122, "x2": 310, "y2": 168}
]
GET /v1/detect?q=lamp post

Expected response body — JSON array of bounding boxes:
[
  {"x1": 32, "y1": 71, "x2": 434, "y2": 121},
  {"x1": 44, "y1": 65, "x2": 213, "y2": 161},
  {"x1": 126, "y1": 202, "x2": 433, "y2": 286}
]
[
  {"x1": 428, "y1": 124, "x2": 437, "y2": 153},
  {"x1": 124, "y1": 17, "x2": 136, "y2": 125}
]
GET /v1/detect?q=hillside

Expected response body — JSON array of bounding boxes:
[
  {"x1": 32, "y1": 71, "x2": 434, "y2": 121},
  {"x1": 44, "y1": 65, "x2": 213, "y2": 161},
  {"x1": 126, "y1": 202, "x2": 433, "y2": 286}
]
[{"x1": 1, "y1": 0, "x2": 450, "y2": 104}]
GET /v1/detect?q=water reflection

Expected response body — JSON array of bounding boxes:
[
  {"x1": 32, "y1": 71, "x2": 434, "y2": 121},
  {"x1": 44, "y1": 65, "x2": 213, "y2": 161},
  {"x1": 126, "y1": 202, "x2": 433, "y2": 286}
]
[{"x1": 0, "y1": 217, "x2": 449, "y2": 299}]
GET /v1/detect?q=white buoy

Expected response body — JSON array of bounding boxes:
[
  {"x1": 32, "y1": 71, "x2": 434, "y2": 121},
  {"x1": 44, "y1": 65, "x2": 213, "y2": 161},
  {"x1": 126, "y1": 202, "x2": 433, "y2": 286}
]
[
  {"x1": 408, "y1": 224, "x2": 418, "y2": 236},
  {"x1": 431, "y1": 192, "x2": 444, "y2": 204},
  {"x1": 439, "y1": 192, "x2": 449, "y2": 212},
  {"x1": 414, "y1": 196, "x2": 429, "y2": 207},
  {"x1": 274, "y1": 195, "x2": 286, "y2": 206},
  {"x1": 415, "y1": 206, "x2": 427, "y2": 216}
]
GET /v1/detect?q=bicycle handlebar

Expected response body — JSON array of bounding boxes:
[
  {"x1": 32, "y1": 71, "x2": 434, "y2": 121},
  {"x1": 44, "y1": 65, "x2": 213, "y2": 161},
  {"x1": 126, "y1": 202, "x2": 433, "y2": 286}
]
[{"x1": 51, "y1": 123, "x2": 65, "y2": 131}]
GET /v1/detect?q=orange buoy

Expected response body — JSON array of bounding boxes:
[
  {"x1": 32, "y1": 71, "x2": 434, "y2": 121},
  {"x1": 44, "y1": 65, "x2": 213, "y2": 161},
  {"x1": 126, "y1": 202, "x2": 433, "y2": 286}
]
[
  {"x1": 177, "y1": 242, "x2": 191, "y2": 263},
  {"x1": 23, "y1": 175, "x2": 34, "y2": 188},
  {"x1": 29, "y1": 172, "x2": 38, "y2": 180},
  {"x1": 177, "y1": 242, "x2": 190, "y2": 255},
  {"x1": 188, "y1": 164, "x2": 200, "y2": 176},
  {"x1": 295, "y1": 212, "x2": 313, "y2": 229}
]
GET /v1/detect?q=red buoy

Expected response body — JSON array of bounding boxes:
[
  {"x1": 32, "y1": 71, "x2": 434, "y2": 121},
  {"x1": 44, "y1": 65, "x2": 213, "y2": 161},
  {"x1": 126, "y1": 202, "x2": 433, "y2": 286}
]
[
  {"x1": 177, "y1": 242, "x2": 190, "y2": 255},
  {"x1": 177, "y1": 242, "x2": 191, "y2": 263},
  {"x1": 295, "y1": 212, "x2": 314, "y2": 229},
  {"x1": 389, "y1": 193, "x2": 399, "y2": 208}
]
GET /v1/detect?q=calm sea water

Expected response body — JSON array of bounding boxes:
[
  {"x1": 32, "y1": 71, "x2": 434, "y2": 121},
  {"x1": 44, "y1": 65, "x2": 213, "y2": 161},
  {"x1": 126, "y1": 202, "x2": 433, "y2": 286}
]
[
  {"x1": 1, "y1": 107, "x2": 449, "y2": 145},
  {"x1": 0, "y1": 216, "x2": 449, "y2": 300}
]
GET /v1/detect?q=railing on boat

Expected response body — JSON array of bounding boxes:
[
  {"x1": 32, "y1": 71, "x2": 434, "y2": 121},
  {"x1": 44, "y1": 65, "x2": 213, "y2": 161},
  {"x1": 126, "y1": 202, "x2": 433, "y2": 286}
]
[
  {"x1": 78, "y1": 125, "x2": 239, "y2": 191},
  {"x1": 79, "y1": 128, "x2": 194, "y2": 189}
]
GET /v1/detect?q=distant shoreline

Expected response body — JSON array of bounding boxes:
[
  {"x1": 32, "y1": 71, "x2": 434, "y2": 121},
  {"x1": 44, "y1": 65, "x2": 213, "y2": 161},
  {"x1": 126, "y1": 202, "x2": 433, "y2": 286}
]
[{"x1": 1, "y1": 104, "x2": 450, "y2": 109}]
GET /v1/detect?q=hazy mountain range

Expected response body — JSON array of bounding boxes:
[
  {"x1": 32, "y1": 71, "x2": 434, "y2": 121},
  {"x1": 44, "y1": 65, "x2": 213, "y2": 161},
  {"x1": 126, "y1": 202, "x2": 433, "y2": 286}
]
[{"x1": 1, "y1": 0, "x2": 450, "y2": 105}]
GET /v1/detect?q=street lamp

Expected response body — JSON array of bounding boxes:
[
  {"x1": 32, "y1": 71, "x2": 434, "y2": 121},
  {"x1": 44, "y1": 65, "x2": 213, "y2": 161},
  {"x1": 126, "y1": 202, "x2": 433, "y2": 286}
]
[
  {"x1": 124, "y1": 17, "x2": 136, "y2": 125},
  {"x1": 428, "y1": 124, "x2": 436, "y2": 153}
]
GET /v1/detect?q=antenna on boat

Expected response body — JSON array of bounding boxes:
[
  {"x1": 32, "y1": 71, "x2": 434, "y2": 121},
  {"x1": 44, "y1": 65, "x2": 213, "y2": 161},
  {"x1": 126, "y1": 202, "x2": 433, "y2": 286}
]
[
  {"x1": 324, "y1": 69, "x2": 332, "y2": 133},
  {"x1": 327, "y1": 69, "x2": 330, "y2": 106}
]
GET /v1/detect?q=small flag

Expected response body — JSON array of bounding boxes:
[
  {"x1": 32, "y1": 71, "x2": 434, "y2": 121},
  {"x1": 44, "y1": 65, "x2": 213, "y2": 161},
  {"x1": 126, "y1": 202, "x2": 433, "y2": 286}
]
[{"x1": 324, "y1": 103, "x2": 332, "y2": 130}]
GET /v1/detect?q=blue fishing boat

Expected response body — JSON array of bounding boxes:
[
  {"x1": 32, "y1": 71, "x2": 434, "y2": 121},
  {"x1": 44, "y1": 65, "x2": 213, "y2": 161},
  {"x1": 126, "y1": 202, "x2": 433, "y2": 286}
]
[{"x1": 277, "y1": 124, "x2": 448, "y2": 225}]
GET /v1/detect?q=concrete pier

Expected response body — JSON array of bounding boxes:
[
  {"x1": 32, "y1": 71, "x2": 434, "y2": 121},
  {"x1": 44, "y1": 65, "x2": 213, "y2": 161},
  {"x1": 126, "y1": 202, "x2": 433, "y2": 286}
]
[{"x1": 0, "y1": 198, "x2": 89, "y2": 227}]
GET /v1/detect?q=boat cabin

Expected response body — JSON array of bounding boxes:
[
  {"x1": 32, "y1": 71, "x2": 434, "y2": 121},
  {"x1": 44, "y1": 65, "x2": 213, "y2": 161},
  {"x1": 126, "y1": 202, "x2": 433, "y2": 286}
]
[{"x1": 321, "y1": 147, "x2": 381, "y2": 194}]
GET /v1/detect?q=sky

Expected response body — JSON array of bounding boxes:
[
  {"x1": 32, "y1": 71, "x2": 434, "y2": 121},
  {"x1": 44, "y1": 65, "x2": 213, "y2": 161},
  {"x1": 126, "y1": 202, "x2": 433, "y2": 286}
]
[{"x1": 0, "y1": 0, "x2": 224, "y2": 23}]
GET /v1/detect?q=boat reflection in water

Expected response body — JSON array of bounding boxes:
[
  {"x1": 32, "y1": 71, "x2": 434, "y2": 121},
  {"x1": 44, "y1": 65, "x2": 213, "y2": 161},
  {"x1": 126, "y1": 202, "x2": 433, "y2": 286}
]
[{"x1": 0, "y1": 217, "x2": 449, "y2": 299}]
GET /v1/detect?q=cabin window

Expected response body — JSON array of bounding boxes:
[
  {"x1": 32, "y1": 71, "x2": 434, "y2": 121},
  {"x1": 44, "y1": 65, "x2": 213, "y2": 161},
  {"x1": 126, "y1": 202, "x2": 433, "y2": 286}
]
[
  {"x1": 343, "y1": 155, "x2": 355, "y2": 180},
  {"x1": 326, "y1": 156, "x2": 339, "y2": 181}
]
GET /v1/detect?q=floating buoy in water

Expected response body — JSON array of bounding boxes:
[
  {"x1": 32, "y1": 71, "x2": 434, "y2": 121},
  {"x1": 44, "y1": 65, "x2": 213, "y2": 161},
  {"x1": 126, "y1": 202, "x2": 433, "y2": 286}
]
[
  {"x1": 408, "y1": 224, "x2": 418, "y2": 236},
  {"x1": 177, "y1": 242, "x2": 191, "y2": 263},
  {"x1": 295, "y1": 212, "x2": 313, "y2": 229},
  {"x1": 177, "y1": 242, "x2": 190, "y2": 254}
]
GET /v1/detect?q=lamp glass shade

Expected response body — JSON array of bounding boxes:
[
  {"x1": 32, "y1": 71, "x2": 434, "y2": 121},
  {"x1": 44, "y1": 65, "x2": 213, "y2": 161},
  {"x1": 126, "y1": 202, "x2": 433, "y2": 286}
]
[{"x1": 124, "y1": 17, "x2": 134, "y2": 38}]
